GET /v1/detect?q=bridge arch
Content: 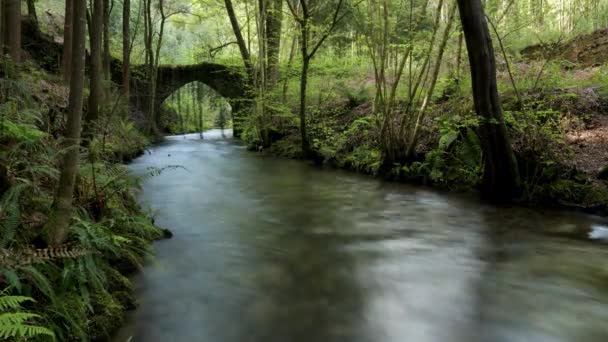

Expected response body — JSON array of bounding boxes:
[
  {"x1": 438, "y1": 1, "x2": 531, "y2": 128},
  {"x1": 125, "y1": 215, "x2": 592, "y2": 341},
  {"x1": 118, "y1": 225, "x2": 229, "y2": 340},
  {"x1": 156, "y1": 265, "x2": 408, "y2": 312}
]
[{"x1": 130, "y1": 62, "x2": 249, "y2": 137}]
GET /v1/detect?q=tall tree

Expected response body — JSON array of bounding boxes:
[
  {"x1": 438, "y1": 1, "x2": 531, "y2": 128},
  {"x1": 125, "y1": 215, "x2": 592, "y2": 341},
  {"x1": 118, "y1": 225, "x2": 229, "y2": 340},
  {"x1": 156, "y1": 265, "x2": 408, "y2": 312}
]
[
  {"x1": 62, "y1": 0, "x2": 74, "y2": 82},
  {"x1": 85, "y1": 0, "x2": 104, "y2": 138},
  {"x1": 142, "y1": 0, "x2": 155, "y2": 132},
  {"x1": 194, "y1": 83, "x2": 204, "y2": 139},
  {"x1": 122, "y1": 0, "x2": 131, "y2": 99},
  {"x1": 6, "y1": 0, "x2": 21, "y2": 63},
  {"x1": 46, "y1": 0, "x2": 87, "y2": 246},
  {"x1": 147, "y1": 0, "x2": 169, "y2": 133},
  {"x1": 224, "y1": 0, "x2": 255, "y2": 83},
  {"x1": 26, "y1": 0, "x2": 37, "y2": 24},
  {"x1": 287, "y1": 0, "x2": 346, "y2": 154},
  {"x1": 457, "y1": 0, "x2": 520, "y2": 199},
  {"x1": 406, "y1": 1, "x2": 457, "y2": 157},
  {"x1": 265, "y1": 0, "x2": 283, "y2": 87},
  {"x1": 102, "y1": 0, "x2": 111, "y2": 80},
  {"x1": 0, "y1": 0, "x2": 5, "y2": 56}
]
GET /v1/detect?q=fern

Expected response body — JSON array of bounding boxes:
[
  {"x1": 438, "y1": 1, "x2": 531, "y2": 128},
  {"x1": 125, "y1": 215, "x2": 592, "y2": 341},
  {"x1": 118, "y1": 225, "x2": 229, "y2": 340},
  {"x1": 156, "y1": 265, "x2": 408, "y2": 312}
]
[
  {"x1": 0, "y1": 295, "x2": 32, "y2": 311},
  {"x1": 0, "y1": 184, "x2": 28, "y2": 249},
  {"x1": 0, "y1": 290, "x2": 55, "y2": 341}
]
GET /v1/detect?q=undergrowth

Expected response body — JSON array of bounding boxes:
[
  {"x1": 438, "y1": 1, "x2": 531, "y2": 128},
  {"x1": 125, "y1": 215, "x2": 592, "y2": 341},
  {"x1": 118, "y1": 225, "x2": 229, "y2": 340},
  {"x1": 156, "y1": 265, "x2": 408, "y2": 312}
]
[
  {"x1": 0, "y1": 59, "x2": 165, "y2": 341},
  {"x1": 259, "y1": 59, "x2": 608, "y2": 212}
]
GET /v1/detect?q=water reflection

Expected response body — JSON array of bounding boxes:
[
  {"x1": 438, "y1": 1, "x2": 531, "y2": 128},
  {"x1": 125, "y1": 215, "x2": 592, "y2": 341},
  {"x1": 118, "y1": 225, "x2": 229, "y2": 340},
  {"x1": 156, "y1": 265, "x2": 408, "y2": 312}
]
[{"x1": 114, "y1": 130, "x2": 608, "y2": 342}]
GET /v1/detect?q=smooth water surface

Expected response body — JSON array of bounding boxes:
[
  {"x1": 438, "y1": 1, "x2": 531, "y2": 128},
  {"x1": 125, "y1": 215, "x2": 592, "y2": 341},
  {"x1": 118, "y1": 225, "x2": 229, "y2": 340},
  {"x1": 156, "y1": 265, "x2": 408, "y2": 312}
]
[{"x1": 114, "y1": 130, "x2": 608, "y2": 342}]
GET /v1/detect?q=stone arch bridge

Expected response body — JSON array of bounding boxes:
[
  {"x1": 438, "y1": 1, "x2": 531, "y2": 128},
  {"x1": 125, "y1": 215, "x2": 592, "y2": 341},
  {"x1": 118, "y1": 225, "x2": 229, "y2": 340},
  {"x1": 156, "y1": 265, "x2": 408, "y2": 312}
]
[
  {"x1": 127, "y1": 63, "x2": 249, "y2": 137},
  {"x1": 22, "y1": 19, "x2": 249, "y2": 136}
]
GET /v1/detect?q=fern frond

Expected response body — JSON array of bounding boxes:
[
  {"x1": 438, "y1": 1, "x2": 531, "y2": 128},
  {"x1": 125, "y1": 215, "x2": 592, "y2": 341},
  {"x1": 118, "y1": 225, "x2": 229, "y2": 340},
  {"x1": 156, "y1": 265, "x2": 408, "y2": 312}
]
[
  {"x1": 0, "y1": 183, "x2": 28, "y2": 249},
  {"x1": 0, "y1": 313, "x2": 55, "y2": 340},
  {"x1": 0, "y1": 292, "x2": 55, "y2": 341},
  {"x1": 0, "y1": 295, "x2": 33, "y2": 311}
]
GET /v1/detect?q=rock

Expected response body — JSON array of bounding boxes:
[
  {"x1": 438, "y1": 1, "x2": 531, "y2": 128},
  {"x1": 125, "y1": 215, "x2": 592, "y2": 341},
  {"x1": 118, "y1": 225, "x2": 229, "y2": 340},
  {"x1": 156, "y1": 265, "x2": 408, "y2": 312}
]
[
  {"x1": 598, "y1": 165, "x2": 608, "y2": 180},
  {"x1": 161, "y1": 228, "x2": 174, "y2": 239}
]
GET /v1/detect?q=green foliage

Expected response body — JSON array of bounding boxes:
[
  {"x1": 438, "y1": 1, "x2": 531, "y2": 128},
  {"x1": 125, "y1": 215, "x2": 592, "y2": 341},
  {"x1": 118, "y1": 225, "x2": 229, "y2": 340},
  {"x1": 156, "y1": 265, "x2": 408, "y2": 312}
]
[
  {"x1": 0, "y1": 289, "x2": 55, "y2": 341},
  {"x1": 392, "y1": 111, "x2": 483, "y2": 188},
  {"x1": 0, "y1": 184, "x2": 28, "y2": 248},
  {"x1": 0, "y1": 53, "x2": 166, "y2": 341},
  {"x1": 1, "y1": 121, "x2": 47, "y2": 142}
]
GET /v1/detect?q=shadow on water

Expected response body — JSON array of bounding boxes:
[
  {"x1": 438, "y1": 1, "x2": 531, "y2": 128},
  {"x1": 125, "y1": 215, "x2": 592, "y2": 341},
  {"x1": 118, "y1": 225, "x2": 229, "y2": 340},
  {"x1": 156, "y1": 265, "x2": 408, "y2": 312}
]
[{"x1": 114, "y1": 129, "x2": 608, "y2": 342}]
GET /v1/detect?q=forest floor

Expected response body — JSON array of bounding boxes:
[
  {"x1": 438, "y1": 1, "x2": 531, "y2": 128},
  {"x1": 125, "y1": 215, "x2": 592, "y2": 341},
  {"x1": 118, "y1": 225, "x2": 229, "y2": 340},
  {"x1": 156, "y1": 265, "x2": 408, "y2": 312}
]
[{"x1": 566, "y1": 105, "x2": 608, "y2": 176}]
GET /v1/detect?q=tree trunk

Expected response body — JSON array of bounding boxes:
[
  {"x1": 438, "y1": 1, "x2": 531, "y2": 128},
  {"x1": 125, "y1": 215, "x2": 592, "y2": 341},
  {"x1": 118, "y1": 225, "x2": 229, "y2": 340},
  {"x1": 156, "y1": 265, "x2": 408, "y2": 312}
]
[
  {"x1": 122, "y1": 0, "x2": 130, "y2": 99},
  {"x1": 457, "y1": 0, "x2": 520, "y2": 200},
  {"x1": 142, "y1": 0, "x2": 156, "y2": 133},
  {"x1": 299, "y1": 57, "x2": 310, "y2": 154},
  {"x1": 177, "y1": 87, "x2": 184, "y2": 134},
  {"x1": 26, "y1": 0, "x2": 37, "y2": 23},
  {"x1": 455, "y1": 29, "x2": 463, "y2": 80},
  {"x1": 198, "y1": 83, "x2": 205, "y2": 139},
  {"x1": 406, "y1": 2, "x2": 457, "y2": 157},
  {"x1": 266, "y1": 0, "x2": 282, "y2": 87},
  {"x1": 62, "y1": 0, "x2": 74, "y2": 82},
  {"x1": 0, "y1": 0, "x2": 5, "y2": 56},
  {"x1": 85, "y1": 0, "x2": 104, "y2": 139},
  {"x1": 288, "y1": 0, "x2": 344, "y2": 155},
  {"x1": 6, "y1": 0, "x2": 21, "y2": 63},
  {"x1": 149, "y1": 0, "x2": 168, "y2": 133},
  {"x1": 224, "y1": 0, "x2": 255, "y2": 83},
  {"x1": 282, "y1": 30, "x2": 298, "y2": 103},
  {"x1": 46, "y1": 0, "x2": 87, "y2": 246},
  {"x1": 102, "y1": 0, "x2": 111, "y2": 80}
]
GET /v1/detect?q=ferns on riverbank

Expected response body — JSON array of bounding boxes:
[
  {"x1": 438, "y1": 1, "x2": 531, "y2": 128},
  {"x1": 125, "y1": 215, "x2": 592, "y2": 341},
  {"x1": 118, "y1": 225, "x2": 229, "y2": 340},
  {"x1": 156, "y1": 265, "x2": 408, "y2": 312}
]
[
  {"x1": 0, "y1": 289, "x2": 55, "y2": 341},
  {"x1": 0, "y1": 58, "x2": 165, "y2": 340}
]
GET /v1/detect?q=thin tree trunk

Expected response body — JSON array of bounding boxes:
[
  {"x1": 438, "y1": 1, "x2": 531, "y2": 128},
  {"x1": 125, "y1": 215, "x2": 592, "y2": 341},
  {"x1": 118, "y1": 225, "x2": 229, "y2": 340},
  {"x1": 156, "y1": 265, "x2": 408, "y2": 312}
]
[
  {"x1": 299, "y1": 57, "x2": 310, "y2": 153},
  {"x1": 282, "y1": 32, "x2": 297, "y2": 103},
  {"x1": 47, "y1": 0, "x2": 87, "y2": 246},
  {"x1": 177, "y1": 87, "x2": 184, "y2": 135},
  {"x1": 257, "y1": 0, "x2": 267, "y2": 89},
  {"x1": 266, "y1": 0, "x2": 282, "y2": 87},
  {"x1": 288, "y1": 0, "x2": 344, "y2": 155},
  {"x1": 62, "y1": 0, "x2": 74, "y2": 82},
  {"x1": 455, "y1": 29, "x2": 463, "y2": 80},
  {"x1": 0, "y1": 0, "x2": 5, "y2": 56},
  {"x1": 406, "y1": 2, "x2": 457, "y2": 157},
  {"x1": 197, "y1": 83, "x2": 204, "y2": 139},
  {"x1": 224, "y1": 0, "x2": 255, "y2": 83},
  {"x1": 457, "y1": 0, "x2": 520, "y2": 199},
  {"x1": 122, "y1": 0, "x2": 131, "y2": 99},
  {"x1": 149, "y1": 0, "x2": 168, "y2": 132},
  {"x1": 102, "y1": 0, "x2": 111, "y2": 80},
  {"x1": 142, "y1": 0, "x2": 155, "y2": 133},
  {"x1": 85, "y1": 0, "x2": 104, "y2": 139},
  {"x1": 26, "y1": 0, "x2": 37, "y2": 23},
  {"x1": 6, "y1": 0, "x2": 20, "y2": 63}
]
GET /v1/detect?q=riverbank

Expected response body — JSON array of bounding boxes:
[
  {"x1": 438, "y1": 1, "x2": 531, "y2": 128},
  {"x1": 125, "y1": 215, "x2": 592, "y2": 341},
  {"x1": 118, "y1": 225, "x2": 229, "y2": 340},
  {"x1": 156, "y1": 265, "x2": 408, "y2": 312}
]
[
  {"x1": 249, "y1": 61, "x2": 608, "y2": 216},
  {"x1": 0, "y1": 58, "x2": 170, "y2": 341}
]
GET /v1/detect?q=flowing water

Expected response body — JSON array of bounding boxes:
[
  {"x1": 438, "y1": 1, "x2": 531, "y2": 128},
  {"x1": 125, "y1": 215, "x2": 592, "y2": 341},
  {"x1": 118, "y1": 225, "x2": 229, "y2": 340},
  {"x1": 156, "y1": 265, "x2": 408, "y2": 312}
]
[{"x1": 114, "y1": 130, "x2": 608, "y2": 342}]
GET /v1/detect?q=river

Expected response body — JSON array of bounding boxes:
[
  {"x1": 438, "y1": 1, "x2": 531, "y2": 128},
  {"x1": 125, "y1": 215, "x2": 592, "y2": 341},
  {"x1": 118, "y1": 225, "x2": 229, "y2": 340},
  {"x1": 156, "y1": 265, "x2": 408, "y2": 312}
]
[{"x1": 113, "y1": 129, "x2": 608, "y2": 342}]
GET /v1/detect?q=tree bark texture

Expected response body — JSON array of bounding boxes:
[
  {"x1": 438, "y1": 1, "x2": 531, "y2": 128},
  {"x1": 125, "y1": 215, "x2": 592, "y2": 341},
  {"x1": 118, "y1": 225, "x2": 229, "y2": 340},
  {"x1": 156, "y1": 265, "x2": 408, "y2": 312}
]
[
  {"x1": 122, "y1": 0, "x2": 131, "y2": 99},
  {"x1": 85, "y1": 0, "x2": 104, "y2": 138},
  {"x1": 47, "y1": 0, "x2": 87, "y2": 246},
  {"x1": 6, "y1": 0, "x2": 21, "y2": 63},
  {"x1": 62, "y1": 0, "x2": 74, "y2": 82},
  {"x1": 457, "y1": 0, "x2": 520, "y2": 200}
]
